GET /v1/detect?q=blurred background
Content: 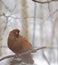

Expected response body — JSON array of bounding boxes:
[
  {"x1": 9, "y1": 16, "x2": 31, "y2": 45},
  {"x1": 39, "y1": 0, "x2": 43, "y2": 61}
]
[{"x1": 0, "y1": 0, "x2": 58, "y2": 65}]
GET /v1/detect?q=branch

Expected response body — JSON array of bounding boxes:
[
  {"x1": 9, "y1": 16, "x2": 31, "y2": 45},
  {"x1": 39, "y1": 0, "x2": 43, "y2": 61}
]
[
  {"x1": 32, "y1": 0, "x2": 58, "y2": 4},
  {"x1": 0, "y1": 55, "x2": 15, "y2": 61},
  {"x1": 0, "y1": 47, "x2": 46, "y2": 61}
]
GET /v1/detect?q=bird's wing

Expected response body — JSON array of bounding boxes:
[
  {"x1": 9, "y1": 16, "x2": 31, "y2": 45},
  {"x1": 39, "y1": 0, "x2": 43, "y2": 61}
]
[{"x1": 21, "y1": 53, "x2": 34, "y2": 64}]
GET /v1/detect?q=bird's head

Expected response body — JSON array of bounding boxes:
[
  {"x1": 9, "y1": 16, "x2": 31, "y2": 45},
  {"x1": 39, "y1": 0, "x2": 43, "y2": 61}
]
[{"x1": 9, "y1": 29, "x2": 20, "y2": 37}]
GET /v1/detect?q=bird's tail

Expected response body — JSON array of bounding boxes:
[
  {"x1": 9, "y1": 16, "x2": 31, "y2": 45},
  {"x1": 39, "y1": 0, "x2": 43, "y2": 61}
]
[{"x1": 21, "y1": 53, "x2": 34, "y2": 64}]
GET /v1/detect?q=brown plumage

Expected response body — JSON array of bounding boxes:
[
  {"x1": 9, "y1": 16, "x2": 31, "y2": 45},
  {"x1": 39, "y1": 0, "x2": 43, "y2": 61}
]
[{"x1": 7, "y1": 29, "x2": 34, "y2": 64}]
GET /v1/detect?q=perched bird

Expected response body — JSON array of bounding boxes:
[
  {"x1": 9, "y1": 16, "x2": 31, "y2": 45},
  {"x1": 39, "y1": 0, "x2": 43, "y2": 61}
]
[{"x1": 7, "y1": 29, "x2": 34, "y2": 64}]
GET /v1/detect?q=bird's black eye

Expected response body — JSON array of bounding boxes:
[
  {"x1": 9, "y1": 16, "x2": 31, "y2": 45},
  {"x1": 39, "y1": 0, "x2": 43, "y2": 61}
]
[{"x1": 16, "y1": 30, "x2": 20, "y2": 33}]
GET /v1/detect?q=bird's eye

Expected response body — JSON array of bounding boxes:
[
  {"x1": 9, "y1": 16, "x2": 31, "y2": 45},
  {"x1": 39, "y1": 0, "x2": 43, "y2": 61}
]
[{"x1": 15, "y1": 32, "x2": 19, "y2": 35}]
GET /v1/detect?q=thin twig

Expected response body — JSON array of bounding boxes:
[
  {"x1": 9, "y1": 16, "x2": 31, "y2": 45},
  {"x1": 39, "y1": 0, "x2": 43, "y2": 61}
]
[
  {"x1": 0, "y1": 55, "x2": 15, "y2": 61},
  {"x1": 0, "y1": 0, "x2": 17, "y2": 12},
  {"x1": 32, "y1": 0, "x2": 58, "y2": 4}
]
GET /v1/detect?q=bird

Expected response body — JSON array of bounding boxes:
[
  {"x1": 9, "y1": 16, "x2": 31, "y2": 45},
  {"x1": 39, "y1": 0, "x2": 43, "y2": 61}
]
[{"x1": 7, "y1": 29, "x2": 34, "y2": 64}]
